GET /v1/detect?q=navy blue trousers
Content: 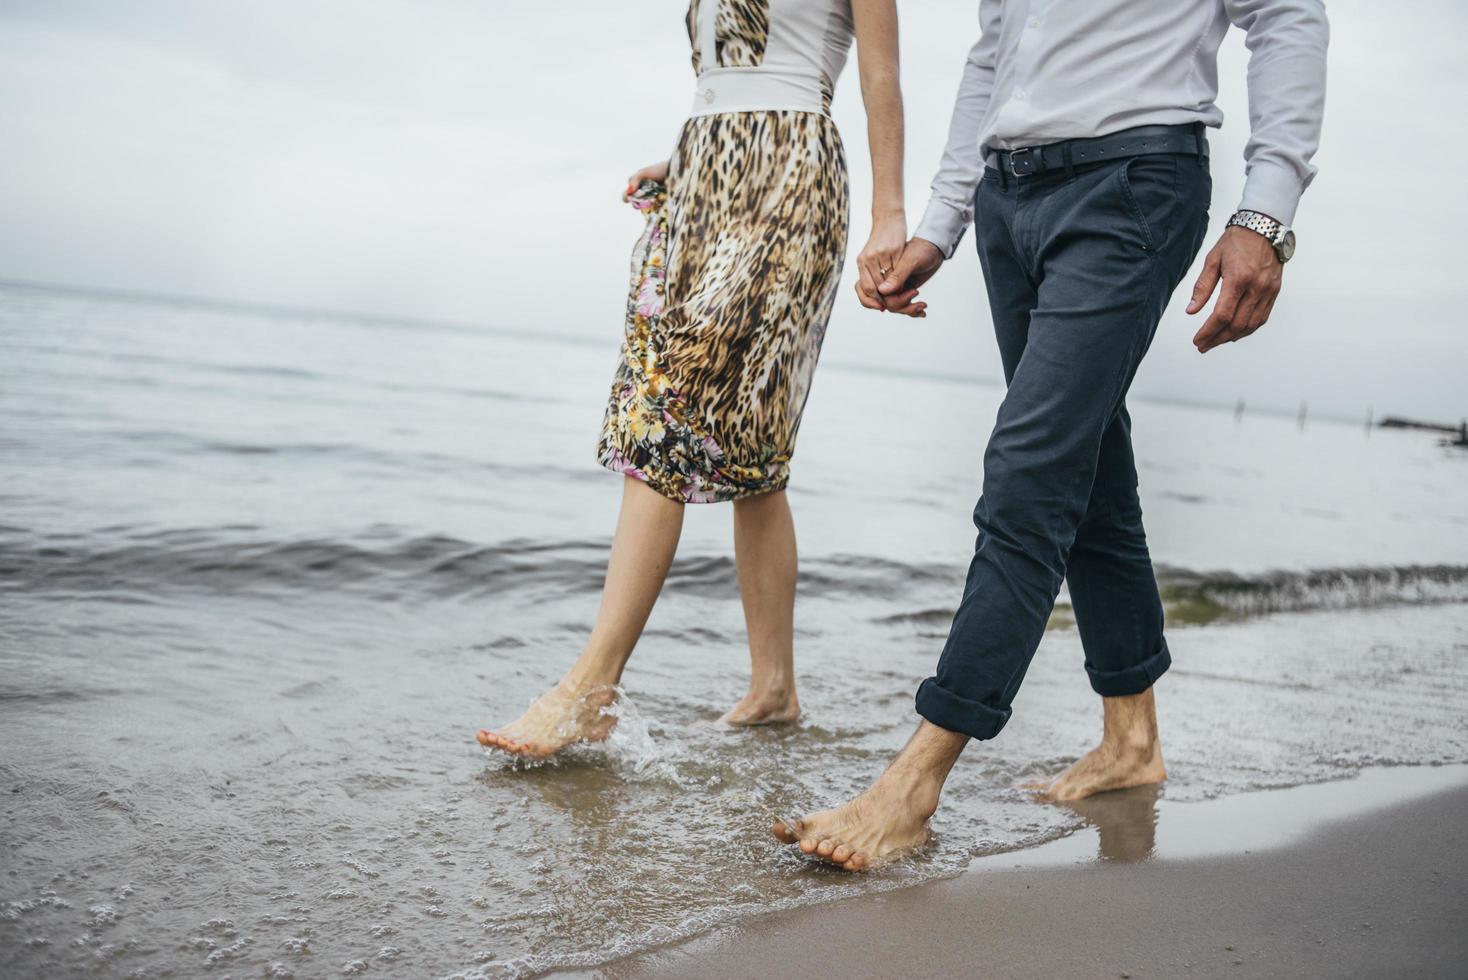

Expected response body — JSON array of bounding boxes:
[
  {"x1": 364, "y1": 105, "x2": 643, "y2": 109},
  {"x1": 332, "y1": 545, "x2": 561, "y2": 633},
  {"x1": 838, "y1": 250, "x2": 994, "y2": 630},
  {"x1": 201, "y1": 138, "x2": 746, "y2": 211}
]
[{"x1": 916, "y1": 150, "x2": 1212, "y2": 740}]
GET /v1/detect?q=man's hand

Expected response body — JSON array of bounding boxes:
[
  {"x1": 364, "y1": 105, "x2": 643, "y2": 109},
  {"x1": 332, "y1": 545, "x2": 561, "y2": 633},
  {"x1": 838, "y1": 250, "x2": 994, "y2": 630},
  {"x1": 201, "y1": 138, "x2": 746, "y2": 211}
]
[
  {"x1": 1186, "y1": 226, "x2": 1284, "y2": 353},
  {"x1": 871, "y1": 237, "x2": 945, "y2": 317}
]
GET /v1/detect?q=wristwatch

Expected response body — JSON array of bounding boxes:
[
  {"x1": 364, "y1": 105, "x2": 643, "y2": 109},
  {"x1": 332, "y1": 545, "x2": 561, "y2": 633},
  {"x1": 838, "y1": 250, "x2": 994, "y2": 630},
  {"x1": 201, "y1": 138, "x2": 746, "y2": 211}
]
[{"x1": 1227, "y1": 209, "x2": 1296, "y2": 264}]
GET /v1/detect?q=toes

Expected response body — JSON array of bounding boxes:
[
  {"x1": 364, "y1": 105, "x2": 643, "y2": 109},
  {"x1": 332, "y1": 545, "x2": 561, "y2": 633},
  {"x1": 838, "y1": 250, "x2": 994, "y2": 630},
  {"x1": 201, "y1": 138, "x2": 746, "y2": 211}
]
[
  {"x1": 477, "y1": 730, "x2": 511, "y2": 750},
  {"x1": 478, "y1": 730, "x2": 537, "y2": 756},
  {"x1": 771, "y1": 821, "x2": 798, "y2": 844},
  {"x1": 816, "y1": 839, "x2": 836, "y2": 858},
  {"x1": 799, "y1": 837, "x2": 818, "y2": 855},
  {"x1": 845, "y1": 852, "x2": 868, "y2": 871},
  {"x1": 831, "y1": 843, "x2": 853, "y2": 864}
]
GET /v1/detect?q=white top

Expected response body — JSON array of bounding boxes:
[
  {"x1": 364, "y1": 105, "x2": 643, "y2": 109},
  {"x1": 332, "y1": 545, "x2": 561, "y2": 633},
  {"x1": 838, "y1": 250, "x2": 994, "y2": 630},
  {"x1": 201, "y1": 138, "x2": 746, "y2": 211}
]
[
  {"x1": 914, "y1": 0, "x2": 1330, "y2": 257},
  {"x1": 688, "y1": 0, "x2": 854, "y2": 117}
]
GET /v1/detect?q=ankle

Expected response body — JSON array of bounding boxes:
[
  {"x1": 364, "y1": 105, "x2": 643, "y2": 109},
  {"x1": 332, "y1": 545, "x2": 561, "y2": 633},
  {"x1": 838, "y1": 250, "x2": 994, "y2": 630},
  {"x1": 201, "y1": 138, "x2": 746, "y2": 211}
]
[
  {"x1": 1101, "y1": 724, "x2": 1160, "y2": 758},
  {"x1": 745, "y1": 672, "x2": 797, "y2": 703},
  {"x1": 872, "y1": 721, "x2": 969, "y2": 815},
  {"x1": 1099, "y1": 691, "x2": 1160, "y2": 756},
  {"x1": 878, "y1": 760, "x2": 945, "y2": 819},
  {"x1": 561, "y1": 663, "x2": 622, "y2": 693}
]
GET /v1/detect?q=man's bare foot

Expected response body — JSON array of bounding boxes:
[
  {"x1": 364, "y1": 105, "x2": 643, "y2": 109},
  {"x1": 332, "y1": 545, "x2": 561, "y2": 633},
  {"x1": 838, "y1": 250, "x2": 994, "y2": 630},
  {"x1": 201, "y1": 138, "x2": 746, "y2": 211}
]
[
  {"x1": 719, "y1": 685, "x2": 800, "y2": 726},
  {"x1": 771, "y1": 720, "x2": 974, "y2": 872},
  {"x1": 1025, "y1": 689, "x2": 1167, "y2": 802},
  {"x1": 475, "y1": 681, "x2": 619, "y2": 758},
  {"x1": 772, "y1": 767, "x2": 938, "y2": 871},
  {"x1": 1028, "y1": 738, "x2": 1166, "y2": 802}
]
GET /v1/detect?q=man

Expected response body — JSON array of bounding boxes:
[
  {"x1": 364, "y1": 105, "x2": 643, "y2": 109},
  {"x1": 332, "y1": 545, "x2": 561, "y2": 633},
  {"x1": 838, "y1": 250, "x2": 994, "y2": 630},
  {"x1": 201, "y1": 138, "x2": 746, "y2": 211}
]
[{"x1": 774, "y1": 0, "x2": 1328, "y2": 870}]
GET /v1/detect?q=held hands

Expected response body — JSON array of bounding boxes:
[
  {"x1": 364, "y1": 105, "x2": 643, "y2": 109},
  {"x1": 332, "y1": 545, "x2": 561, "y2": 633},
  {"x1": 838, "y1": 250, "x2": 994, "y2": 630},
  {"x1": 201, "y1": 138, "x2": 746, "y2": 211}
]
[
  {"x1": 855, "y1": 212, "x2": 917, "y2": 314},
  {"x1": 1187, "y1": 226, "x2": 1284, "y2": 353},
  {"x1": 855, "y1": 235, "x2": 944, "y2": 316},
  {"x1": 624, "y1": 160, "x2": 670, "y2": 200}
]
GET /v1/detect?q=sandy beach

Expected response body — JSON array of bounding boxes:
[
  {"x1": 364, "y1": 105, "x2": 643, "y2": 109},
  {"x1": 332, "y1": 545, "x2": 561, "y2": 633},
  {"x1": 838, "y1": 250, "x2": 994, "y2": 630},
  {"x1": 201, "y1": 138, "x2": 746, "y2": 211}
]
[{"x1": 586, "y1": 765, "x2": 1468, "y2": 979}]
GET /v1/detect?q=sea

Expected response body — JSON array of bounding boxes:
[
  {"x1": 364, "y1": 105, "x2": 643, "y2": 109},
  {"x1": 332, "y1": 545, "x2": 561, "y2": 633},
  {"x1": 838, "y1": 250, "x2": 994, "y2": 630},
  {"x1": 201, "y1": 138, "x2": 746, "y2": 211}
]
[{"x1": 2, "y1": 280, "x2": 1466, "y2": 977}]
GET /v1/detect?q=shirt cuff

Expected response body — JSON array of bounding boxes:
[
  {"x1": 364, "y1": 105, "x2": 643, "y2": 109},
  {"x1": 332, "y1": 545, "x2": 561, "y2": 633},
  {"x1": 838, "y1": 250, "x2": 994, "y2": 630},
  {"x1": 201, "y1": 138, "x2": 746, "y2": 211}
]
[
  {"x1": 1237, "y1": 160, "x2": 1308, "y2": 228},
  {"x1": 913, "y1": 196, "x2": 973, "y2": 259}
]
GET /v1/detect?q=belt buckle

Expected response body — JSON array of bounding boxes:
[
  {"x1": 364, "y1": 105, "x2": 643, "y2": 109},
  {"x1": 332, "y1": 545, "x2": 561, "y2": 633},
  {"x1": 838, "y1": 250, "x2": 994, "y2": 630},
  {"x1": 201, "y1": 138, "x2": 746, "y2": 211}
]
[{"x1": 1008, "y1": 146, "x2": 1038, "y2": 177}]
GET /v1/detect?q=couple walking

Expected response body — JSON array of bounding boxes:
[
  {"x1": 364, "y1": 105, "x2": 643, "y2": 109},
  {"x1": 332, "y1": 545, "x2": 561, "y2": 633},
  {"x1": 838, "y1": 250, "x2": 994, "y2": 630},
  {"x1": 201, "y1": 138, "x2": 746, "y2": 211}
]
[{"x1": 478, "y1": 0, "x2": 1328, "y2": 870}]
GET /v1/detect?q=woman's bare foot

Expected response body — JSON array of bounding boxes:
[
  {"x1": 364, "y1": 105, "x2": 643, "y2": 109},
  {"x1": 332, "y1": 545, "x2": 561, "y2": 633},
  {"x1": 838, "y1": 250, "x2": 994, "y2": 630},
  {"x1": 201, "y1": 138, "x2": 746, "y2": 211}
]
[
  {"x1": 476, "y1": 681, "x2": 619, "y2": 758},
  {"x1": 772, "y1": 766, "x2": 939, "y2": 871},
  {"x1": 719, "y1": 684, "x2": 800, "y2": 726},
  {"x1": 1024, "y1": 689, "x2": 1167, "y2": 802}
]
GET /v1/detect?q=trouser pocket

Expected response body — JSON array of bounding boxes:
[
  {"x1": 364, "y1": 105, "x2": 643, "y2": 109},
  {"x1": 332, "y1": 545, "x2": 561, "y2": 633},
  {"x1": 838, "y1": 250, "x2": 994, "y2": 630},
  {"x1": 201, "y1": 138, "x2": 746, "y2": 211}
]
[{"x1": 1117, "y1": 154, "x2": 1183, "y2": 253}]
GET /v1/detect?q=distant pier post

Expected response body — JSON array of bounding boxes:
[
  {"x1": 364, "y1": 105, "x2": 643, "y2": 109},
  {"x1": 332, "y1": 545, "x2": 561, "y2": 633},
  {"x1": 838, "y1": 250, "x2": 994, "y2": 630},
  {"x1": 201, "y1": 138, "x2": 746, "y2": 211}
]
[
  {"x1": 1234, "y1": 398, "x2": 1245, "y2": 424},
  {"x1": 1297, "y1": 401, "x2": 1308, "y2": 431}
]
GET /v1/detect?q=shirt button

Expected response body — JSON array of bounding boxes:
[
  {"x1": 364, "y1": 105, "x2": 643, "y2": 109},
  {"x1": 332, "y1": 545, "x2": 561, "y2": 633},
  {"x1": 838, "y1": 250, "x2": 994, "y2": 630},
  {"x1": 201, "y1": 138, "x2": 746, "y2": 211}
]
[
  {"x1": 1014, "y1": 89, "x2": 1026, "y2": 101},
  {"x1": 703, "y1": 88, "x2": 715, "y2": 103},
  {"x1": 1028, "y1": 17, "x2": 1041, "y2": 28}
]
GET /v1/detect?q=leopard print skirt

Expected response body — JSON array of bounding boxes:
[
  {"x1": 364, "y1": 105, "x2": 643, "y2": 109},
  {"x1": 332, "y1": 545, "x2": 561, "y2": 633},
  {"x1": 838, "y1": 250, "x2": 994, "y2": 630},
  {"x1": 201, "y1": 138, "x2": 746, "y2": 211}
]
[{"x1": 598, "y1": 110, "x2": 849, "y2": 503}]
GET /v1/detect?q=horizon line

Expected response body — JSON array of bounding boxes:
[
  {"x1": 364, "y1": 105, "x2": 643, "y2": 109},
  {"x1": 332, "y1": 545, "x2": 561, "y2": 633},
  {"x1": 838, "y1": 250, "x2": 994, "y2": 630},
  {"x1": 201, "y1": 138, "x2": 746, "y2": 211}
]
[{"x1": 0, "y1": 275, "x2": 1437, "y2": 429}]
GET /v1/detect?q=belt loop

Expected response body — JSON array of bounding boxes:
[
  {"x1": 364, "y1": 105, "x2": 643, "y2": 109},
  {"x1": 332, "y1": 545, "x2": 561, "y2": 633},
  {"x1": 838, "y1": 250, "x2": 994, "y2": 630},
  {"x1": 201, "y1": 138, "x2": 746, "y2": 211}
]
[
  {"x1": 997, "y1": 154, "x2": 1009, "y2": 191},
  {"x1": 1062, "y1": 142, "x2": 1075, "y2": 180},
  {"x1": 1193, "y1": 121, "x2": 1205, "y2": 167}
]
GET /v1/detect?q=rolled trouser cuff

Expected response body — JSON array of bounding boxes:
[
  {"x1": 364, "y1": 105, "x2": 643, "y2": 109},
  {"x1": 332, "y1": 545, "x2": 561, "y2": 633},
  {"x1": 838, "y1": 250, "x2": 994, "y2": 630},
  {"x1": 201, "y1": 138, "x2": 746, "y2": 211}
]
[
  {"x1": 915, "y1": 677, "x2": 1011, "y2": 741},
  {"x1": 1084, "y1": 640, "x2": 1172, "y2": 698}
]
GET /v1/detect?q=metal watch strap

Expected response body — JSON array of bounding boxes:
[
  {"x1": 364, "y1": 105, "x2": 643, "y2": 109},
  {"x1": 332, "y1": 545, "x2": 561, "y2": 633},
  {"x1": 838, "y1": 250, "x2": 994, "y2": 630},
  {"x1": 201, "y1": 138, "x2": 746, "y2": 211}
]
[
  {"x1": 1227, "y1": 210, "x2": 1292, "y2": 263},
  {"x1": 1228, "y1": 209, "x2": 1281, "y2": 240}
]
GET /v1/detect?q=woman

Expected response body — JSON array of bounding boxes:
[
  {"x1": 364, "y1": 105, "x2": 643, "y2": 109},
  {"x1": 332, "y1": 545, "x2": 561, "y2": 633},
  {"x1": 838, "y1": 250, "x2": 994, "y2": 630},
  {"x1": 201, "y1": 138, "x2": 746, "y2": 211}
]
[{"x1": 477, "y1": 0, "x2": 911, "y2": 757}]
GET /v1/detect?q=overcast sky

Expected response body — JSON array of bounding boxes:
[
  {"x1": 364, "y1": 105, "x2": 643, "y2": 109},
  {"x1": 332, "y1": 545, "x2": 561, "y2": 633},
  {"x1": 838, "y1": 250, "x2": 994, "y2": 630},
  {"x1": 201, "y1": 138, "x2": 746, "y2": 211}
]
[{"x1": 1, "y1": 1, "x2": 1464, "y2": 421}]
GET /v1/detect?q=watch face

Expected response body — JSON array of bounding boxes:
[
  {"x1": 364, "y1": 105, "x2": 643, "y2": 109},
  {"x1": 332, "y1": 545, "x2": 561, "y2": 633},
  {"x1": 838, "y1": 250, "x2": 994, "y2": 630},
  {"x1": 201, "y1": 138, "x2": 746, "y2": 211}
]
[{"x1": 1277, "y1": 229, "x2": 1296, "y2": 263}]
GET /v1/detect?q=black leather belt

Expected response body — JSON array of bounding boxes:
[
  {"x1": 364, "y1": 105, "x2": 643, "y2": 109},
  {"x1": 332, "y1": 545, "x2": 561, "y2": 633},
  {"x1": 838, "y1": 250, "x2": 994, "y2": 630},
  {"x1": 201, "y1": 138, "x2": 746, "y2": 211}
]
[{"x1": 993, "y1": 123, "x2": 1208, "y2": 178}]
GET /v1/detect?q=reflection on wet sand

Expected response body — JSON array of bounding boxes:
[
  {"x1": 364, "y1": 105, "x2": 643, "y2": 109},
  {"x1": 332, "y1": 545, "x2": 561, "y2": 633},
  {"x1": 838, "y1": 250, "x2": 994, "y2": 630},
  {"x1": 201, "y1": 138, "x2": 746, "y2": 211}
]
[
  {"x1": 1058, "y1": 784, "x2": 1162, "y2": 863},
  {"x1": 999, "y1": 764, "x2": 1468, "y2": 874}
]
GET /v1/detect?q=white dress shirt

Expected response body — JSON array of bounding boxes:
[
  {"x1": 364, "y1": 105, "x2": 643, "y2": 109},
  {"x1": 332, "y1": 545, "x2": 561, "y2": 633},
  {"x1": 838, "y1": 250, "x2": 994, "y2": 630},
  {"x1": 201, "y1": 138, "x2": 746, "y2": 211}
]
[{"x1": 914, "y1": 0, "x2": 1329, "y2": 258}]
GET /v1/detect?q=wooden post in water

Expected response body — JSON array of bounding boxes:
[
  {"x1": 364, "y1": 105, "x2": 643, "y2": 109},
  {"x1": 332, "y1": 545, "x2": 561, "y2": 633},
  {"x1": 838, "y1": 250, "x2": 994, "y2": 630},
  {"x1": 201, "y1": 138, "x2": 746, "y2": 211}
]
[
  {"x1": 1234, "y1": 398, "x2": 1245, "y2": 424},
  {"x1": 1297, "y1": 401, "x2": 1308, "y2": 431}
]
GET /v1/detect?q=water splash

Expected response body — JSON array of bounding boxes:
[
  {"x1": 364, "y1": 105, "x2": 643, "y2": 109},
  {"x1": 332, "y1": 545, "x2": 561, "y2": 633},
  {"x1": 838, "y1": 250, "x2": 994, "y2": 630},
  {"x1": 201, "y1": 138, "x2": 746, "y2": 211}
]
[{"x1": 600, "y1": 687, "x2": 662, "y2": 775}]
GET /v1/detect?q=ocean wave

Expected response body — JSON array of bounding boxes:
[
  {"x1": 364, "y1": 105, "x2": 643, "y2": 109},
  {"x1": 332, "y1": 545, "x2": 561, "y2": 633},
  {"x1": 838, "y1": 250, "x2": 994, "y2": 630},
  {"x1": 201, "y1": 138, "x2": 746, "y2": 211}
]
[
  {"x1": 1153, "y1": 563, "x2": 1468, "y2": 621},
  {"x1": 2, "y1": 529, "x2": 1466, "y2": 618}
]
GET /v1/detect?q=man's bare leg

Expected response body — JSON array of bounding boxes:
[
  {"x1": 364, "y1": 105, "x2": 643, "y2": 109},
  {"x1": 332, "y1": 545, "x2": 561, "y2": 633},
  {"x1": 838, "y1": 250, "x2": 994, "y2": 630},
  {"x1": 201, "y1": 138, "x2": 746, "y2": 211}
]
[
  {"x1": 721, "y1": 489, "x2": 801, "y2": 725},
  {"x1": 772, "y1": 720, "x2": 969, "y2": 870},
  {"x1": 476, "y1": 477, "x2": 684, "y2": 757},
  {"x1": 1028, "y1": 688, "x2": 1166, "y2": 802}
]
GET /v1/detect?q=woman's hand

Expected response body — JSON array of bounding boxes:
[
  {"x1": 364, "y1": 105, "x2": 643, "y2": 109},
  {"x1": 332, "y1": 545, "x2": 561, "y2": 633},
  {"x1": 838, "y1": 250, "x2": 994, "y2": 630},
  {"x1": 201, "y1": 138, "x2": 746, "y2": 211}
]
[
  {"x1": 851, "y1": 0, "x2": 906, "y2": 311},
  {"x1": 624, "y1": 160, "x2": 670, "y2": 199},
  {"x1": 855, "y1": 212, "x2": 922, "y2": 315}
]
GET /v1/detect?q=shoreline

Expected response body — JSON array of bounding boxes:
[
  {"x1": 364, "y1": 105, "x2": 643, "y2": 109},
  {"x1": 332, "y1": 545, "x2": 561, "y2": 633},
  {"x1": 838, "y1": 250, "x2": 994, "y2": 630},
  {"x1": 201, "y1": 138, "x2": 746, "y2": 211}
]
[{"x1": 572, "y1": 764, "x2": 1468, "y2": 979}]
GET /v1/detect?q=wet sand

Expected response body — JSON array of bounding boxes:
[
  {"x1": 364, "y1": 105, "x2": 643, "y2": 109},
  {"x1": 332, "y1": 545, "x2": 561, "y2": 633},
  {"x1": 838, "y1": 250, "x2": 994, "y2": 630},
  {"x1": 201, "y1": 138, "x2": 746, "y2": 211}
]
[{"x1": 585, "y1": 766, "x2": 1468, "y2": 979}]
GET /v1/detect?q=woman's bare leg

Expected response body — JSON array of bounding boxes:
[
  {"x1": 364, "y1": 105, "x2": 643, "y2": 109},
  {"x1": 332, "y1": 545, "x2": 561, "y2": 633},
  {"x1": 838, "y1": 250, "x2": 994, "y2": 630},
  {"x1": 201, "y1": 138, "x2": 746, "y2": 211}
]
[
  {"x1": 477, "y1": 477, "x2": 684, "y2": 756},
  {"x1": 720, "y1": 489, "x2": 801, "y2": 725}
]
